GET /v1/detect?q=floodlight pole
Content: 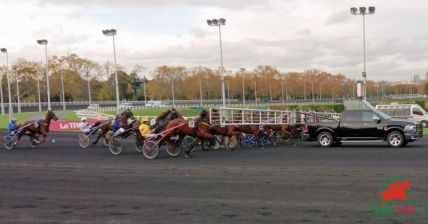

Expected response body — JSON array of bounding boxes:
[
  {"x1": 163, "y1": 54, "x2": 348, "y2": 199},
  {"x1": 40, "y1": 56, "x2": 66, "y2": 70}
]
[
  {"x1": 37, "y1": 77, "x2": 42, "y2": 112},
  {"x1": 171, "y1": 77, "x2": 175, "y2": 108},
  {"x1": 143, "y1": 76, "x2": 147, "y2": 105},
  {"x1": 285, "y1": 80, "x2": 288, "y2": 102},
  {"x1": 85, "y1": 69, "x2": 92, "y2": 104},
  {"x1": 281, "y1": 82, "x2": 284, "y2": 104},
  {"x1": 311, "y1": 80, "x2": 315, "y2": 103},
  {"x1": 1, "y1": 48, "x2": 13, "y2": 118},
  {"x1": 0, "y1": 63, "x2": 3, "y2": 116},
  {"x1": 199, "y1": 79, "x2": 203, "y2": 106},
  {"x1": 37, "y1": 40, "x2": 51, "y2": 110},
  {"x1": 102, "y1": 29, "x2": 120, "y2": 110},
  {"x1": 363, "y1": 13, "x2": 367, "y2": 99},
  {"x1": 351, "y1": 6, "x2": 375, "y2": 100},
  {"x1": 15, "y1": 70, "x2": 21, "y2": 113},
  {"x1": 0, "y1": 63, "x2": 4, "y2": 116},
  {"x1": 207, "y1": 18, "x2": 226, "y2": 107},
  {"x1": 60, "y1": 70, "x2": 66, "y2": 110},
  {"x1": 254, "y1": 81, "x2": 257, "y2": 104}
]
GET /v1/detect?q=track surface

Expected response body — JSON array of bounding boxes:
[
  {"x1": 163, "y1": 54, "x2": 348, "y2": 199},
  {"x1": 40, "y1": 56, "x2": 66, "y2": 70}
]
[{"x1": 0, "y1": 132, "x2": 427, "y2": 224}]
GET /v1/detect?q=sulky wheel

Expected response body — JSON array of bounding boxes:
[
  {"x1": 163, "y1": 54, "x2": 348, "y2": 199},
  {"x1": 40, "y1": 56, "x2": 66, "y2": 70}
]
[
  {"x1": 108, "y1": 137, "x2": 123, "y2": 155},
  {"x1": 78, "y1": 133, "x2": 90, "y2": 149},
  {"x1": 258, "y1": 134, "x2": 269, "y2": 147},
  {"x1": 166, "y1": 140, "x2": 182, "y2": 157},
  {"x1": 31, "y1": 140, "x2": 39, "y2": 149},
  {"x1": 4, "y1": 135, "x2": 17, "y2": 150},
  {"x1": 143, "y1": 140, "x2": 159, "y2": 159},
  {"x1": 135, "y1": 139, "x2": 144, "y2": 153},
  {"x1": 202, "y1": 139, "x2": 215, "y2": 151},
  {"x1": 241, "y1": 134, "x2": 256, "y2": 148},
  {"x1": 270, "y1": 132, "x2": 282, "y2": 146},
  {"x1": 103, "y1": 132, "x2": 113, "y2": 147},
  {"x1": 181, "y1": 136, "x2": 196, "y2": 152}
]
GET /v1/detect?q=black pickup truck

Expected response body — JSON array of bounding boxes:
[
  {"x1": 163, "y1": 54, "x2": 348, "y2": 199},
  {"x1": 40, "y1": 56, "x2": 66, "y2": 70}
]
[{"x1": 304, "y1": 109, "x2": 423, "y2": 147}]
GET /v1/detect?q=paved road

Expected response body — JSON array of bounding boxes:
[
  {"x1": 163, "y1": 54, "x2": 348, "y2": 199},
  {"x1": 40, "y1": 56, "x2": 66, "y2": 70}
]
[{"x1": 0, "y1": 132, "x2": 427, "y2": 224}]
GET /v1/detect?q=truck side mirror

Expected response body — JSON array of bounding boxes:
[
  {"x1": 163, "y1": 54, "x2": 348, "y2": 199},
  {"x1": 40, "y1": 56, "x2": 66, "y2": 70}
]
[{"x1": 373, "y1": 115, "x2": 380, "y2": 123}]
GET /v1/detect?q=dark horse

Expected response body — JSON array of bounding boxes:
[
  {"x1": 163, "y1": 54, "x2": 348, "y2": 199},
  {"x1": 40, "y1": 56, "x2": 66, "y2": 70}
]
[
  {"x1": 17, "y1": 110, "x2": 59, "y2": 145},
  {"x1": 198, "y1": 109, "x2": 240, "y2": 150},
  {"x1": 134, "y1": 108, "x2": 183, "y2": 147},
  {"x1": 159, "y1": 110, "x2": 222, "y2": 157},
  {"x1": 93, "y1": 109, "x2": 135, "y2": 145}
]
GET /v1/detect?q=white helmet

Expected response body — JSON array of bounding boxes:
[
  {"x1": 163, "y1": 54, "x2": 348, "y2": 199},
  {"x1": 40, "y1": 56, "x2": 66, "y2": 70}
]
[{"x1": 81, "y1": 117, "x2": 87, "y2": 122}]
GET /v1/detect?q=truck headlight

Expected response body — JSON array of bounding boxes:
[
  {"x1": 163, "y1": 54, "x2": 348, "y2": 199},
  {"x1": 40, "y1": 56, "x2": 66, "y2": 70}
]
[{"x1": 404, "y1": 125, "x2": 416, "y2": 132}]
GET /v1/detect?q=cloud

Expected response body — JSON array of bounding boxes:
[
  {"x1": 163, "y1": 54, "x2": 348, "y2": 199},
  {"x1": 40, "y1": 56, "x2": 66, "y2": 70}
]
[
  {"x1": 325, "y1": 11, "x2": 351, "y2": 25},
  {"x1": 1, "y1": 0, "x2": 428, "y2": 81},
  {"x1": 32, "y1": 0, "x2": 271, "y2": 9}
]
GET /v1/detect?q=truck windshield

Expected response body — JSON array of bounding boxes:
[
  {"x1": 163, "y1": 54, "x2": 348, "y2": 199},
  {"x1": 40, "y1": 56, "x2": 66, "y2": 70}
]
[
  {"x1": 362, "y1": 101, "x2": 391, "y2": 120},
  {"x1": 414, "y1": 105, "x2": 427, "y2": 115},
  {"x1": 374, "y1": 110, "x2": 391, "y2": 120}
]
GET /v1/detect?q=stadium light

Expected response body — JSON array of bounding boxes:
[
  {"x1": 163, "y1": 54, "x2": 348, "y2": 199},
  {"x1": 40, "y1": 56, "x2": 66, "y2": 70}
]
[
  {"x1": 0, "y1": 48, "x2": 13, "y2": 117},
  {"x1": 207, "y1": 18, "x2": 227, "y2": 107},
  {"x1": 350, "y1": 6, "x2": 376, "y2": 99},
  {"x1": 36, "y1": 39, "x2": 51, "y2": 109},
  {"x1": 102, "y1": 29, "x2": 120, "y2": 110}
]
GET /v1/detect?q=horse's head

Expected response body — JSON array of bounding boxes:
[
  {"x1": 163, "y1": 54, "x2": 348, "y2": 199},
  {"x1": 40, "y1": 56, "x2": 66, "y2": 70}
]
[
  {"x1": 46, "y1": 110, "x2": 58, "y2": 122},
  {"x1": 121, "y1": 109, "x2": 135, "y2": 121},
  {"x1": 199, "y1": 110, "x2": 211, "y2": 123},
  {"x1": 151, "y1": 109, "x2": 182, "y2": 132}
]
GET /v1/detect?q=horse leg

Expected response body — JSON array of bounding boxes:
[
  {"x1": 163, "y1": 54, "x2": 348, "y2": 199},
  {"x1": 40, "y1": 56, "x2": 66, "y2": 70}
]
[{"x1": 40, "y1": 133, "x2": 47, "y2": 144}]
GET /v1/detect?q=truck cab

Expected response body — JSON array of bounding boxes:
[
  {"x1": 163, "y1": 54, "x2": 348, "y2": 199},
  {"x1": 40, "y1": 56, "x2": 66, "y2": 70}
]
[
  {"x1": 376, "y1": 103, "x2": 428, "y2": 127},
  {"x1": 305, "y1": 100, "x2": 423, "y2": 147}
]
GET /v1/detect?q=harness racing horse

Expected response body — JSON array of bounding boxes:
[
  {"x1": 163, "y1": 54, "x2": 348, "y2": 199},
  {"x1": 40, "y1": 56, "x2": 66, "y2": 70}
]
[
  {"x1": 134, "y1": 109, "x2": 184, "y2": 149},
  {"x1": 198, "y1": 109, "x2": 240, "y2": 150},
  {"x1": 158, "y1": 110, "x2": 222, "y2": 157},
  {"x1": 93, "y1": 109, "x2": 135, "y2": 145},
  {"x1": 151, "y1": 108, "x2": 183, "y2": 133},
  {"x1": 17, "y1": 110, "x2": 59, "y2": 146}
]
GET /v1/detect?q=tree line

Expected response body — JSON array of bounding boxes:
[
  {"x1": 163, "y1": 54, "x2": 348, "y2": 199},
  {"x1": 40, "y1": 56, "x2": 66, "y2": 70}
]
[{"x1": 0, "y1": 53, "x2": 426, "y2": 103}]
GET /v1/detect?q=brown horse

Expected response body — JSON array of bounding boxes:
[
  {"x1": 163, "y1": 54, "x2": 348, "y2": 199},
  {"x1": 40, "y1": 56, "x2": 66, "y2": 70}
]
[
  {"x1": 93, "y1": 109, "x2": 135, "y2": 145},
  {"x1": 159, "y1": 110, "x2": 221, "y2": 157},
  {"x1": 198, "y1": 109, "x2": 240, "y2": 150},
  {"x1": 134, "y1": 109, "x2": 184, "y2": 147},
  {"x1": 17, "y1": 110, "x2": 59, "y2": 145}
]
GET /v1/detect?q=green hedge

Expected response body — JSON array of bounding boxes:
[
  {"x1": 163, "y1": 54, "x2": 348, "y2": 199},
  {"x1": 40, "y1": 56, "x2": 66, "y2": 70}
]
[{"x1": 271, "y1": 103, "x2": 344, "y2": 113}]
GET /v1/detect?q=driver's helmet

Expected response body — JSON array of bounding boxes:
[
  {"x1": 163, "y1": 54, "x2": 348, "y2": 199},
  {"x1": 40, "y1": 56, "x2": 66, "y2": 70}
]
[
  {"x1": 81, "y1": 117, "x2": 87, "y2": 122},
  {"x1": 11, "y1": 117, "x2": 16, "y2": 122},
  {"x1": 141, "y1": 116, "x2": 149, "y2": 123}
]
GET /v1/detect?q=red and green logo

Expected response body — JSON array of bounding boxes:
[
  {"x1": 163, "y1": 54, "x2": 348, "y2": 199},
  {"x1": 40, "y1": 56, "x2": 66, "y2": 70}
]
[{"x1": 368, "y1": 176, "x2": 426, "y2": 220}]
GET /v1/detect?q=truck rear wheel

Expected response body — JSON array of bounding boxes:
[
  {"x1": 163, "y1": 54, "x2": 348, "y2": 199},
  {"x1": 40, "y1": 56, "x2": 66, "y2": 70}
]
[
  {"x1": 387, "y1": 131, "x2": 404, "y2": 148},
  {"x1": 317, "y1": 131, "x2": 333, "y2": 147}
]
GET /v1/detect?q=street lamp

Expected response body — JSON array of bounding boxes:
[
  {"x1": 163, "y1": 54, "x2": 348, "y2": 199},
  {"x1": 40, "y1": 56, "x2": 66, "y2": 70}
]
[
  {"x1": 85, "y1": 68, "x2": 92, "y2": 104},
  {"x1": 14, "y1": 70, "x2": 21, "y2": 113},
  {"x1": 350, "y1": 6, "x2": 375, "y2": 100},
  {"x1": 1, "y1": 48, "x2": 13, "y2": 118},
  {"x1": 36, "y1": 73, "x2": 42, "y2": 112},
  {"x1": 170, "y1": 76, "x2": 175, "y2": 108},
  {"x1": 240, "y1": 68, "x2": 245, "y2": 106},
  {"x1": 143, "y1": 76, "x2": 147, "y2": 105},
  {"x1": 207, "y1": 18, "x2": 227, "y2": 107},
  {"x1": 254, "y1": 81, "x2": 258, "y2": 104},
  {"x1": 102, "y1": 29, "x2": 120, "y2": 109},
  {"x1": 60, "y1": 70, "x2": 66, "y2": 110},
  {"x1": 199, "y1": 79, "x2": 203, "y2": 106},
  {"x1": 36, "y1": 39, "x2": 51, "y2": 110}
]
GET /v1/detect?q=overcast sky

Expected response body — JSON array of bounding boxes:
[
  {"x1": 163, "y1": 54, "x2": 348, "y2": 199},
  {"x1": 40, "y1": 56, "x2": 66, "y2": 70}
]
[{"x1": 0, "y1": 0, "x2": 427, "y2": 80}]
